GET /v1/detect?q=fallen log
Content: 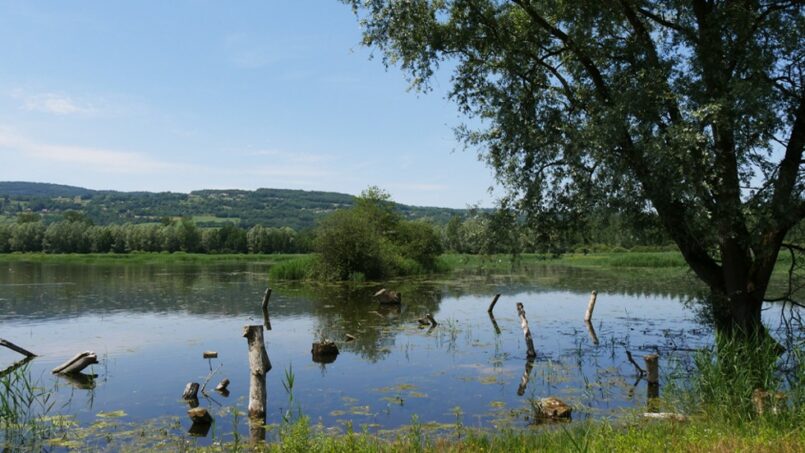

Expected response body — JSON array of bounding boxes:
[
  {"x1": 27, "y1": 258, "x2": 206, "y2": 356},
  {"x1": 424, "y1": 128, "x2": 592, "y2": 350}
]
[
  {"x1": 52, "y1": 351, "x2": 97, "y2": 374},
  {"x1": 0, "y1": 338, "x2": 37, "y2": 358},
  {"x1": 516, "y1": 303, "x2": 537, "y2": 359}
]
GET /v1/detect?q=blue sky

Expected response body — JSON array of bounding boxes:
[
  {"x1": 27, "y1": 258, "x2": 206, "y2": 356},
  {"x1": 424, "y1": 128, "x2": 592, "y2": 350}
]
[{"x1": 0, "y1": 1, "x2": 498, "y2": 208}]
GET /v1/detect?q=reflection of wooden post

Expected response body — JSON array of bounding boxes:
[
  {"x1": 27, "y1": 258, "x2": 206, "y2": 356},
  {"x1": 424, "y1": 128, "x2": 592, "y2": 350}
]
[
  {"x1": 487, "y1": 294, "x2": 501, "y2": 314},
  {"x1": 584, "y1": 290, "x2": 597, "y2": 322},
  {"x1": 0, "y1": 338, "x2": 37, "y2": 358},
  {"x1": 488, "y1": 312, "x2": 501, "y2": 335},
  {"x1": 261, "y1": 288, "x2": 272, "y2": 331},
  {"x1": 243, "y1": 325, "x2": 271, "y2": 419},
  {"x1": 584, "y1": 320, "x2": 599, "y2": 345},
  {"x1": 516, "y1": 303, "x2": 537, "y2": 359},
  {"x1": 517, "y1": 359, "x2": 534, "y2": 396},
  {"x1": 644, "y1": 354, "x2": 659, "y2": 411}
]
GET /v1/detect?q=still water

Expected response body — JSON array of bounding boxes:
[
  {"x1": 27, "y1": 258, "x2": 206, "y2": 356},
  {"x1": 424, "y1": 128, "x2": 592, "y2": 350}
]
[{"x1": 0, "y1": 260, "x2": 774, "y2": 443}]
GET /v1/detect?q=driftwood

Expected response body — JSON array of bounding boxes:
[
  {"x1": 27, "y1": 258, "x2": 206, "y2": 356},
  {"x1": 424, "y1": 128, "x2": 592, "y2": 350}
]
[
  {"x1": 243, "y1": 325, "x2": 271, "y2": 419},
  {"x1": 0, "y1": 338, "x2": 37, "y2": 358},
  {"x1": 487, "y1": 294, "x2": 501, "y2": 314},
  {"x1": 584, "y1": 290, "x2": 598, "y2": 322},
  {"x1": 373, "y1": 288, "x2": 401, "y2": 304},
  {"x1": 52, "y1": 351, "x2": 97, "y2": 374},
  {"x1": 345, "y1": 334, "x2": 356, "y2": 342},
  {"x1": 203, "y1": 351, "x2": 218, "y2": 359},
  {"x1": 261, "y1": 288, "x2": 272, "y2": 331},
  {"x1": 182, "y1": 382, "x2": 200, "y2": 400},
  {"x1": 516, "y1": 303, "x2": 537, "y2": 359}
]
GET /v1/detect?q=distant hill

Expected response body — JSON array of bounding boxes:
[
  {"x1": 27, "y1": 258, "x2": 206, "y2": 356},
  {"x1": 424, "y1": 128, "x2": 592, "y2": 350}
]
[{"x1": 0, "y1": 181, "x2": 464, "y2": 230}]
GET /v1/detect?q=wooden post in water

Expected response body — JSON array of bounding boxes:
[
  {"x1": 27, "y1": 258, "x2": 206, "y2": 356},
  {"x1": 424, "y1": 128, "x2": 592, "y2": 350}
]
[
  {"x1": 644, "y1": 353, "x2": 660, "y2": 411},
  {"x1": 516, "y1": 303, "x2": 537, "y2": 359},
  {"x1": 487, "y1": 294, "x2": 501, "y2": 314},
  {"x1": 243, "y1": 325, "x2": 271, "y2": 419},
  {"x1": 0, "y1": 338, "x2": 37, "y2": 358},
  {"x1": 261, "y1": 288, "x2": 272, "y2": 331},
  {"x1": 584, "y1": 290, "x2": 597, "y2": 323}
]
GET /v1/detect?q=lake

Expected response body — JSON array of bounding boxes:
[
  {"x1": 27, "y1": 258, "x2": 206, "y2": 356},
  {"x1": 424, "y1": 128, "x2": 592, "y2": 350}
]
[{"x1": 0, "y1": 260, "x2": 787, "y2": 446}]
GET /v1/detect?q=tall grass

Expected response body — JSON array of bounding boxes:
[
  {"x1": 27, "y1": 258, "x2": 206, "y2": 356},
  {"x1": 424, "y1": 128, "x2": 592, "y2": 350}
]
[{"x1": 0, "y1": 362, "x2": 61, "y2": 451}]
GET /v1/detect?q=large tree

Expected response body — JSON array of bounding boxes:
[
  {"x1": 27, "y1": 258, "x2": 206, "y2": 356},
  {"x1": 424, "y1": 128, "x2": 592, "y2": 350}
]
[{"x1": 343, "y1": 0, "x2": 804, "y2": 338}]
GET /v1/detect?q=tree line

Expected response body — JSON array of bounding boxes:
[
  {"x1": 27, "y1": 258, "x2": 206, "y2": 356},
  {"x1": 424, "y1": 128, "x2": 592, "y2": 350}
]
[
  {"x1": 0, "y1": 205, "x2": 675, "y2": 256},
  {"x1": 0, "y1": 214, "x2": 309, "y2": 254}
]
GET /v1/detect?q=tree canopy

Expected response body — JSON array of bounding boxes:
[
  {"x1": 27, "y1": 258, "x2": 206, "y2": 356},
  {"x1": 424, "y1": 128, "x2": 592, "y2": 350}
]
[{"x1": 344, "y1": 0, "x2": 804, "y2": 336}]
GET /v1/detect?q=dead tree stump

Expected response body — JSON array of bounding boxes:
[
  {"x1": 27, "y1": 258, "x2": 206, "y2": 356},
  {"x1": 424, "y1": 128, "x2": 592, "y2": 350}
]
[
  {"x1": 516, "y1": 303, "x2": 537, "y2": 359},
  {"x1": 243, "y1": 325, "x2": 271, "y2": 419},
  {"x1": 584, "y1": 290, "x2": 597, "y2": 322}
]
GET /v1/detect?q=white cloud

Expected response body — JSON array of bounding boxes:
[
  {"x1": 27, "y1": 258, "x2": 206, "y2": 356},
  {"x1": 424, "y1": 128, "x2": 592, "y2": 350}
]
[
  {"x1": 11, "y1": 90, "x2": 95, "y2": 115},
  {"x1": 0, "y1": 129, "x2": 181, "y2": 173}
]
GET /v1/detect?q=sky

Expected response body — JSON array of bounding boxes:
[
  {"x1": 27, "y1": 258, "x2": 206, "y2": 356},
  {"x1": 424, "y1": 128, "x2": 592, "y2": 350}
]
[{"x1": 0, "y1": 1, "x2": 499, "y2": 209}]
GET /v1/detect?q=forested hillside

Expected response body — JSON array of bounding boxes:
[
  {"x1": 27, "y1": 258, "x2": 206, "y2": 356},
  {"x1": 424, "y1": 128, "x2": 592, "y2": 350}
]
[{"x1": 0, "y1": 182, "x2": 462, "y2": 229}]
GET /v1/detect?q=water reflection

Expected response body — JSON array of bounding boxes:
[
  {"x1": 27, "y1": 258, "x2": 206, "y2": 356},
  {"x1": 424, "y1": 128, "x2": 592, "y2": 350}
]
[{"x1": 0, "y1": 260, "x2": 769, "y2": 445}]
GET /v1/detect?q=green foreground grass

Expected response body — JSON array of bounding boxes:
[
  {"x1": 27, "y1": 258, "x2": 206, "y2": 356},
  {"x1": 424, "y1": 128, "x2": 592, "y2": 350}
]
[{"x1": 189, "y1": 415, "x2": 803, "y2": 453}]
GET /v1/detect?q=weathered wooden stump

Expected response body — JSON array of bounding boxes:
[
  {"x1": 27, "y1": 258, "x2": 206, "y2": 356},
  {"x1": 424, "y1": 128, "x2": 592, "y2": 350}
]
[
  {"x1": 182, "y1": 382, "x2": 200, "y2": 401},
  {"x1": 188, "y1": 407, "x2": 213, "y2": 424},
  {"x1": 203, "y1": 351, "x2": 218, "y2": 359},
  {"x1": 52, "y1": 352, "x2": 98, "y2": 374},
  {"x1": 373, "y1": 288, "x2": 401, "y2": 304},
  {"x1": 534, "y1": 397, "x2": 572, "y2": 419},
  {"x1": 312, "y1": 340, "x2": 339, "y2": 363},
  {"x1": 584, "y1": 290, "x2": 597, "y2": 322},
  {"x1": 516, "y1": 303, "x2": 537, "y2": 359},
  {"x1": 215, "y1": 378, "x2": 230, "y2": 392},
  {"x1": 243, "y1": 325, "x2": 271, "y2": 419},
  {"x1": 188, "y1": 408, "x2": 213, "y2": 437}
]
